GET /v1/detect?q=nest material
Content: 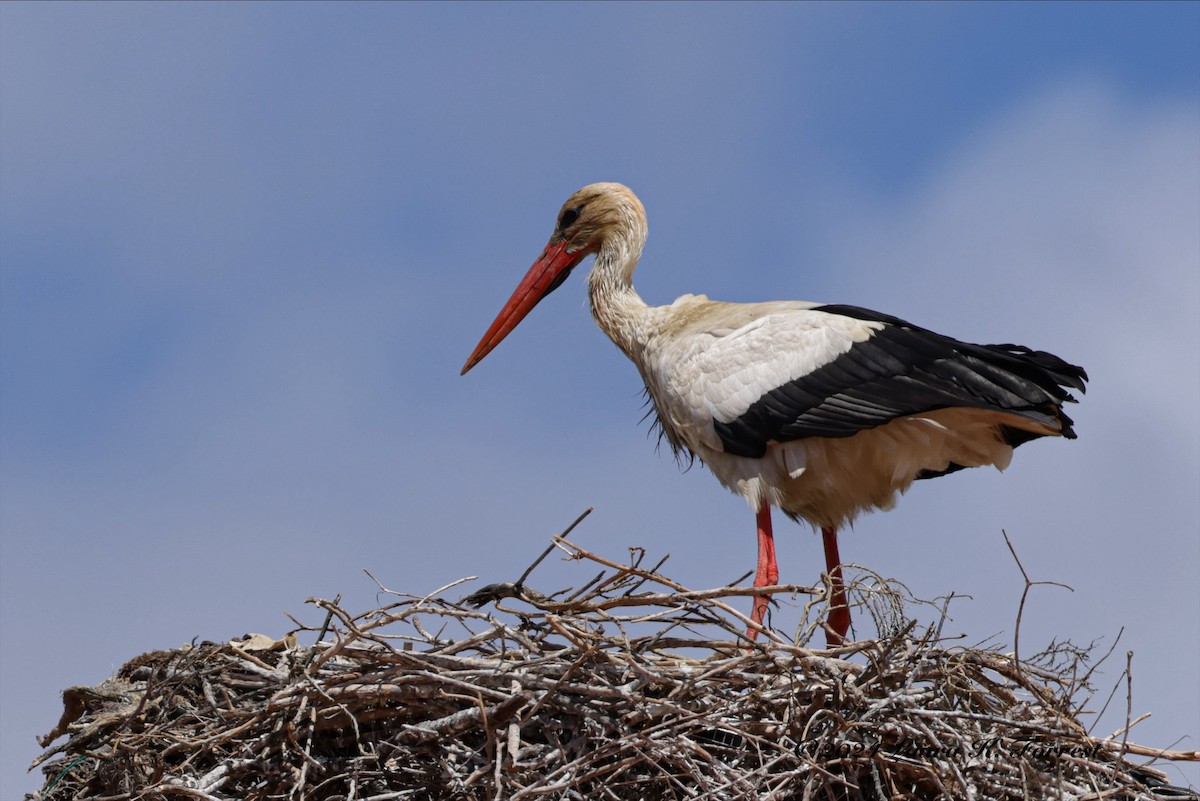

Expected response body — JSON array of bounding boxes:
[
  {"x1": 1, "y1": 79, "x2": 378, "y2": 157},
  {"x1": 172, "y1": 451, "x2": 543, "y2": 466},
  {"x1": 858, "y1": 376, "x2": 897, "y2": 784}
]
[{"x1": 29, "y1": 528, "x2": 1199, "y2": 801}]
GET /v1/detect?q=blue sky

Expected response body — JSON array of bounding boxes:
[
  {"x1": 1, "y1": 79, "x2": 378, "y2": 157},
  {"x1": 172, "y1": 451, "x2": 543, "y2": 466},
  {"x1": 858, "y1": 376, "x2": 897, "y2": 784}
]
[{"x1": 2, "y1": 2, "x2": 1198, "y2": 794}]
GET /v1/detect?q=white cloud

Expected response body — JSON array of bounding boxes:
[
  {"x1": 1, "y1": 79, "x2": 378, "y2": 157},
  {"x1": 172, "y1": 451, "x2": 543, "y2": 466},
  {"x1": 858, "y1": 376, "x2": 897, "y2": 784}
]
[{"x1": 807, "y1": 79, "x2": 1200, "y2": 775}]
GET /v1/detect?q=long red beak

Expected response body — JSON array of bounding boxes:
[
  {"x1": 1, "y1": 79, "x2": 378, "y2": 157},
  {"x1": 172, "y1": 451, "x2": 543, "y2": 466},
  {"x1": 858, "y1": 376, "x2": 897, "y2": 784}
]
[{"x1": 460, "y1": 239, "x2": 585, "y2": 375}]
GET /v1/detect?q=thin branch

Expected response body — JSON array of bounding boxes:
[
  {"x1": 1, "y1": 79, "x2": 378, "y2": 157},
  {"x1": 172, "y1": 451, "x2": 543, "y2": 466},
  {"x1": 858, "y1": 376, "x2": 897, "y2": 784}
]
[{"x1": 29, "y1": 521, "x2": 1196, "y2": 800}]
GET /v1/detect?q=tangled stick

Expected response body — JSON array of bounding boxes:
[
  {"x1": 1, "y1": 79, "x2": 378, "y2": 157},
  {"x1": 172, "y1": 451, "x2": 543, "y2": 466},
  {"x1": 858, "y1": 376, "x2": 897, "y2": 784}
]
[{"x1": 30, "y1": 513, "x2": 1199, "y2": 800}]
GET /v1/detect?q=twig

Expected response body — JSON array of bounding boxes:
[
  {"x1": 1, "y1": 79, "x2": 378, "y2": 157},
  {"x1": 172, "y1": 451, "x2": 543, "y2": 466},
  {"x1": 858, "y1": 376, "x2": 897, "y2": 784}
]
[
  {"x1": 29, "y1": 533, "x2": 1197, "y2": 801},
  {"x1": 1003, "y1": 530, "x2": 1073, "y2": 680}
]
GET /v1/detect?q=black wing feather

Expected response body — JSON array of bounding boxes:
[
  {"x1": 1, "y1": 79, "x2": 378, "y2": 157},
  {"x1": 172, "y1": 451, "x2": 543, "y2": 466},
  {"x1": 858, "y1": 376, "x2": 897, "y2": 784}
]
[{"x1": 713, "y1": 304, "x2": 1088, "y2": 459}]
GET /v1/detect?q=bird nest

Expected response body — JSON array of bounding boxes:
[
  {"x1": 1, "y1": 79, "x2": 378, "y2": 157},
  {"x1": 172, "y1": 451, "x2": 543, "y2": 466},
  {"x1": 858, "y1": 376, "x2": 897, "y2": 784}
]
[{"x1": 28, "y1": 514, "x2": 1199, "y2": 800}]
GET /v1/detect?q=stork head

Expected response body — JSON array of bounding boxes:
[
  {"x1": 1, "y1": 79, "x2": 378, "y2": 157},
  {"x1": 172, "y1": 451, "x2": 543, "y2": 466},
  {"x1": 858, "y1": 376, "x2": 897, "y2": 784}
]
[{"x1": 460, "y1": 182, "x2": 645, "y2": 375}]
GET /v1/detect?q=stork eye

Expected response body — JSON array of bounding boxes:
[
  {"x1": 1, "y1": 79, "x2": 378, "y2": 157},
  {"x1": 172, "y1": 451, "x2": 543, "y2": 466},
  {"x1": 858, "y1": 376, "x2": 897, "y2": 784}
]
[{"x1": 559, "y1": 207, "x2": 582, "y2": 229}]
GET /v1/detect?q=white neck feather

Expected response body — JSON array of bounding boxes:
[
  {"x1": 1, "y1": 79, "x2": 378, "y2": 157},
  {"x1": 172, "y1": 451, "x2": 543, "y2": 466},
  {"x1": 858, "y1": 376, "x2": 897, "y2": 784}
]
[{"x1": 586, "y1": 206, "x2": 651, "y2": 360}]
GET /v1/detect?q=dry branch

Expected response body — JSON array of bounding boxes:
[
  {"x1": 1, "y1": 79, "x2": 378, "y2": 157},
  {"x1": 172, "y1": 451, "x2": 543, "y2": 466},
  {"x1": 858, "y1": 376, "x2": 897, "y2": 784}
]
[{"x1": 28, "y1": 532, "x2": 1199, "y2": 801}]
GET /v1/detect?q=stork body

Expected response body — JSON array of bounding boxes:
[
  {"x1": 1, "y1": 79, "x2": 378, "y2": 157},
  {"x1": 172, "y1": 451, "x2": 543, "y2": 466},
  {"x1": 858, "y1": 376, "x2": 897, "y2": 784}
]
[{"x1": 462, "y1": 183, "x2": 1087, "y2": 645}]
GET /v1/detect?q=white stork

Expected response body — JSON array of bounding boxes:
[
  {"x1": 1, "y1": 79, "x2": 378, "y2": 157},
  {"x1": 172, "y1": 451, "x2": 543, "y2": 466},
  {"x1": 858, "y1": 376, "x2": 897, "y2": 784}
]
[{"x1": 461, "y1": 182, "x2": 1087, "y2": 646}]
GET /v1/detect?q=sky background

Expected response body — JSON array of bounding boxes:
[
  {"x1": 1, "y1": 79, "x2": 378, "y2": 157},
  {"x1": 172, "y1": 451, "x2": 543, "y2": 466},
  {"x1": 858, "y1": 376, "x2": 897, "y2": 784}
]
[{"x1": 2, "y1": 2, "x2": 1198, "y2": 795}]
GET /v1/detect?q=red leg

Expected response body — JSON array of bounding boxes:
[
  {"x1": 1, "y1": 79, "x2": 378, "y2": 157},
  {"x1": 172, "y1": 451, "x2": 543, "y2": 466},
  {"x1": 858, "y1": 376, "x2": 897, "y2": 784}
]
[
  {"x1": 747, "y1": 503, "x2": 778, "y2": 640},
  {"x1": 822, "y1": 526, "x2": 850, "y2": 646}
]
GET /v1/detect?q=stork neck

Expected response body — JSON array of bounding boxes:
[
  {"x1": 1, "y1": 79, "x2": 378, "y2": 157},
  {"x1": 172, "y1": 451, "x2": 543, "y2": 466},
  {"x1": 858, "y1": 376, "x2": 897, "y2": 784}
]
[{"x1": 587, "y1": 248, "x2": 651, "y2": 361}]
